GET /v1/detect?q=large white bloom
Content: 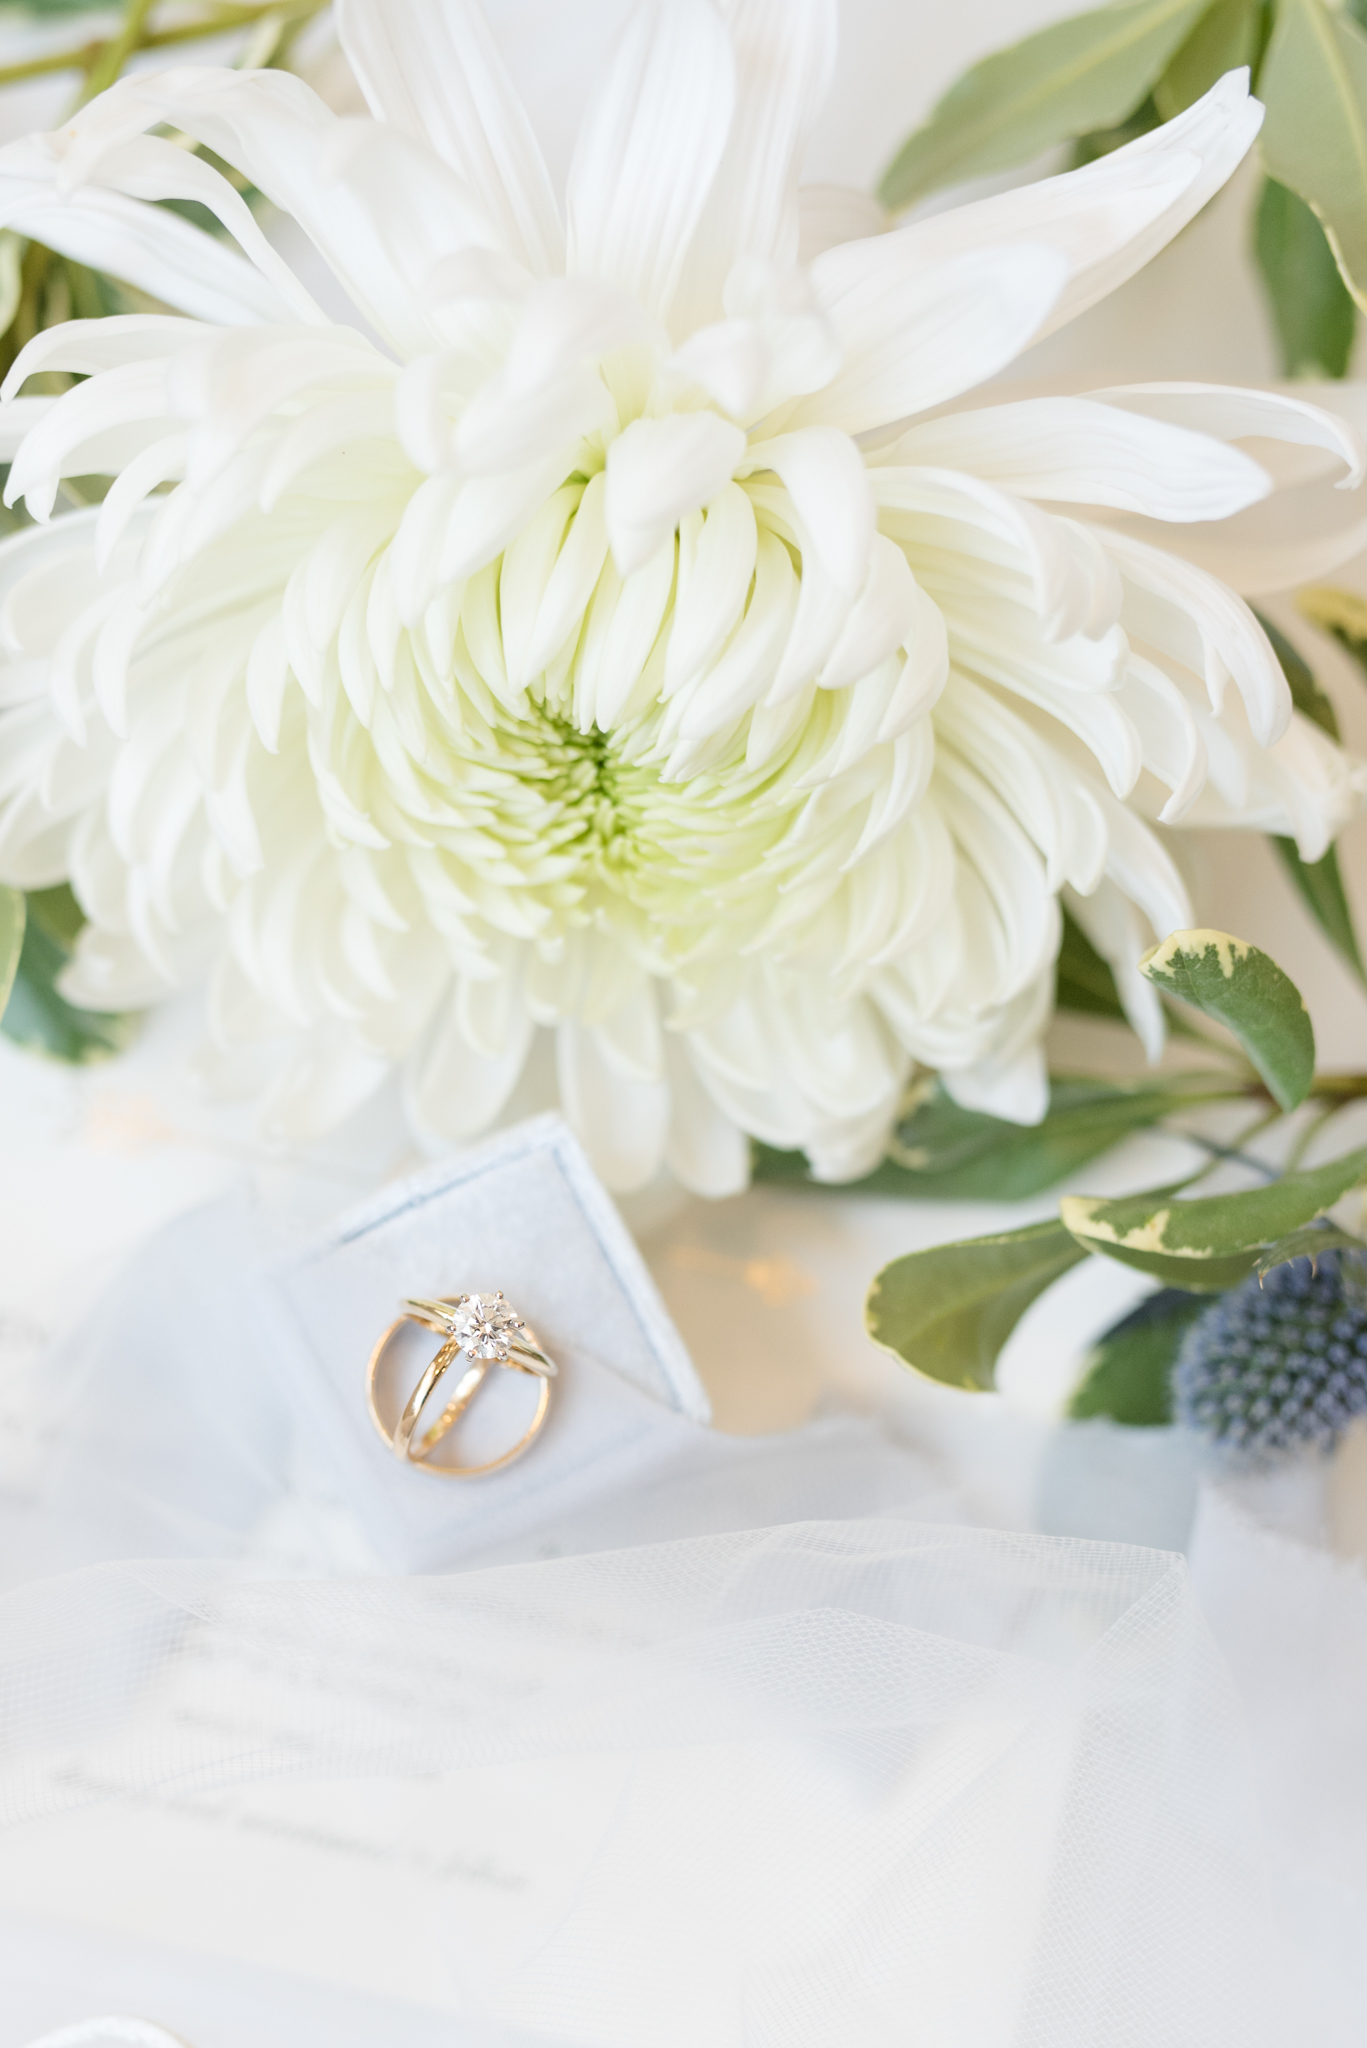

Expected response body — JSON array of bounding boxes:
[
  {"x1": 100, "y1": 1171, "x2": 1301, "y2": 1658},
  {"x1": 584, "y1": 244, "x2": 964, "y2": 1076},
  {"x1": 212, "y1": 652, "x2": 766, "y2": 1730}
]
[{"x1": 0, "y1": 5, "x2": 1363, "y2": 1193}]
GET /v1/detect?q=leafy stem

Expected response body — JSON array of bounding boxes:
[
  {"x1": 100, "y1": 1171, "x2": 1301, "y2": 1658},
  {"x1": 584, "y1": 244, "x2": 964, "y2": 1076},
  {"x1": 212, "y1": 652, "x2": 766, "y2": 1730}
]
[{"x1": 0, "y1": 0, "x2": 329, "y2": 94}]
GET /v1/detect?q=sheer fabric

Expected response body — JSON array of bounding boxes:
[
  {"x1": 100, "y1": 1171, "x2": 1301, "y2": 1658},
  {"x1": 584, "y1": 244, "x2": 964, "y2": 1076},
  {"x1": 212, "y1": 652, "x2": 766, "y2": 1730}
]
[{"x1": 0, "y1": 1172, "x2": 1300, "y2": 2045}]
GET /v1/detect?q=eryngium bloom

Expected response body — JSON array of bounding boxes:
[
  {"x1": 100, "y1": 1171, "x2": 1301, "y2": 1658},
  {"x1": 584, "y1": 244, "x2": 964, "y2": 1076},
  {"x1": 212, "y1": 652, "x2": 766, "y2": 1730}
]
[
  {"x1": 0, "y1": 7, "x2": 1364, "y2": 1192},
  {"x1": 1175, "y1": 1248, "x2": 1367, "y2": 1454}
]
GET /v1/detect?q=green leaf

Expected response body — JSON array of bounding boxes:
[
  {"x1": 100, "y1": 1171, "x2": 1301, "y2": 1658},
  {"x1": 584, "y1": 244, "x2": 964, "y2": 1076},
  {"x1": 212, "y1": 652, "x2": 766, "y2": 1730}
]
[
  {"x1": 753, "y1": 1074, "x2": 1238, "y2": 1203},
  {"x1": 1055, "y1": 908, "x2": 1128, "y2": 1022},
  {"x1": 1061, "y1": 1142, "x2": 1367, "y2": 1288},
  {"x1": 0, "y1": 883, "x2": 23, "y2": 1021},
  {"x1": 883, "y1": 1075, "x2": 1241, "y2": 1199},
  {"x1": 1067, "y1": 1286, "x2": 1206, "y2": 1423},
  {"x1": 27, "y1": 880, "x2": 86, "y2": 947},
  {"x1": 1273, "y1": 837, "x2": 1366, "y2": 987},
  {"x1": 1154, "y1": 0, "x2": 1261, "y2": 120},
  {"x1": 1297, "y1": 583, "x2": 1367, "y2": 674},
  {"x1": 1138, "y1": 928, "x2": 1315, "y2": 1110},
  {"x1": 866, "y1": 1218, "x2": 1089, "y2": 1389},
  {"x1": 1256, "y1": 609, "x2": 1339, "y2": 740},
  {"x1": 1254, "y1": 176, "x2": 1357, "y2": 377},
  {"x1": 1254, "y1": 1221, "x2": 1367, "y2": 1275},
  {"x1": 1072, "y1": 94, "x2": 1165, "y2": 165},
  {"x1": 1, "y1": 887, "x2": 135, "y2": 1064},
  {"x1": 878, "y1": 0, "x2": 1212, "y2": 209},
  {"x1": 1259, "y1": 0, "x2": 1367, "y2": 309}
]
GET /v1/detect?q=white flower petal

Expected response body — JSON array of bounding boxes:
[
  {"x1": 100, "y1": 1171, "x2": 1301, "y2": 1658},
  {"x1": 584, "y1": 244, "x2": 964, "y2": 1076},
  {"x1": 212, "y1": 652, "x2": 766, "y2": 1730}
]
[
  {"x1": 672, "y1": 0, "x2": 837, "y2": 329},
  {"x1": 797, "y1": 242, "x2": 1068, "y2": 437},
  {"x1": 672, "y1": 527, "x2": 795, "y2": 742},
  {"x1": 565, "y1": 0, "x2": 736, "y2": 327},
  {"x1": 936, "y1": 676, "x2": 1107, "y2": 895},
  {"x1": 1105, "y1": 526, "x2": 1289, "y2": 747},
  {"x1": 742, "y1": 426, "x2": 872, "y2": 593},
  {"x1": 888, "y1": 72, "x2": 1262, "y2": 347},
  {"x1": 663, "y1": 1030, "x2": 750, "y2": 1196},
  {"x1": 69, "y1": 132, "x2": 325, "y2": 325},
  {"x1": 605, "y1": 411, "x2": 746, "y2": 576},
  {"x1": 938, "y1": 990, "x2": 1051, "y2": 1125},
  {"x1": 574, "y1": 538, "x2": 675, "y2": 732},
  {"x1": 337, "y1": 0, "x2": 563, "y2": 274},
  {"x1": 259, "y1": 1024, "x2": 393, "y2": 1145},
  {"x1": 0, "y1": 157, "x2": 294, "y2": 325},
  {"x1": 556, "y1": 1015, "x2": 670, "y2": 1191},
  {"x1": 57, "y1": 67, "x2": 500, "y2": 355},
  {"x1": 1090, "y1": 382, "x2": 1365, "y2": 490},
  {"x1": 872, "y1": 465, "x2": 1090, "y2": 645},
  {"x1": 1117, "y1": 653, "x2": 1208, "y2": 824},
  {"x1": 666, "y1": 483, "x2": 757, "y2": 693},
  {"x1": 1064, "y1": 877, "x2": 1166, "y2": 1064},
  {"x1": 817, "y1": 534, "x2": 921, "y2": 690},
  {"x1": 893, "y1": 398, "x2": 1272, "y2": 524},
  {"x1": 521, "y1": 471, "x2": 612, "y2": 678},
  {"x1": 1093, "y1": 785, "x2": 1192, "y2": 940}
]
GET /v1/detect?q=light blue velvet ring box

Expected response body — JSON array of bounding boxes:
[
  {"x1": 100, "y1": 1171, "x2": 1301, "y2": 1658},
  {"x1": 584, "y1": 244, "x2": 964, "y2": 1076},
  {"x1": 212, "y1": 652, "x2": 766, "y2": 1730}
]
[{"x1": 271, "y1": 1113, "x2": 711, "y2": 1571}]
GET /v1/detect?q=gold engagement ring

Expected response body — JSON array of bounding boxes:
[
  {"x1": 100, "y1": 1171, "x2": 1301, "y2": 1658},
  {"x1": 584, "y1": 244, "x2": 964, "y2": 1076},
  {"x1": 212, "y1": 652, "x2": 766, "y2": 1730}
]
[{"x1": 366, "y1": 1291, "x2": 558, "y2": 1478}]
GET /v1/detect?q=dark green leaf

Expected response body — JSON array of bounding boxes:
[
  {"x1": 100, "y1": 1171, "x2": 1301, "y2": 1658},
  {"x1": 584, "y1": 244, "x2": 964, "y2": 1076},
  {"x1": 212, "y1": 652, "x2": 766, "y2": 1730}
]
[
  {"x1": 0, "y1": 884, "x2": 23, "y2": 1022},
  {"x1": 878, "y1": 0, "x2": 1211, "y2": 209},
  {"x1": 1067, "y1": 1286, "x2": 1206, "y2": 1423},
  {"x1": 1273, "y1": 837, "x2": 1366, "y2": 986},
  {"x1": 866, "y1": 1218, "x2": 1089, "y2": 1389},
  {"x1": 1055, "y1": 908, "x2": 1127, "y2": 1022},
  {"x1": 1254, "y1": 177, "x2": 1357, "y2": 377},
  {"x1": 882, "y1": 1075, "x2": 1241, "y2": 1199},
  {"x1": 1250, "y1": 617, "x2": 1364, "y2": 982},
  {"x1": 1061, "y1": 1141, "x2": 1367, "y2": 1288},
  {"x1": 753, "y1": 1074, "x2": 1238, "y2": 1202},
  {"x1": 1138, "y1": 928, "x2": 1314, "y2": 1110},
  {"x1": 1255, "y1": 609, "x2": 1339, "y2": 740},
  {"x1": 1259, "y1": 0, "x2": 1367, "y2": 309},
  {"x1": 1253, "y1": 1221, "x2": 1367, "y2": 1275},
  {"x1": 1072, "y1": 94, "x2": 1164, "y2": 165},
  {"x1": 1155, "y1": 0, "x2": 1261, "y2": 119},
  {"x1": 1, "y1": 888, "x2": 135, "y2": 1064}
]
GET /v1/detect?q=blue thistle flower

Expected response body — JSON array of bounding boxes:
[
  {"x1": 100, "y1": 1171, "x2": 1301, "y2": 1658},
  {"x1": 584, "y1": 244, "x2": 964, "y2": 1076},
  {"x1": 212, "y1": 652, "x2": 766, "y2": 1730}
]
[{"x1": 1173, "y1": 1247, "x2": 1367, "y2": 1454}]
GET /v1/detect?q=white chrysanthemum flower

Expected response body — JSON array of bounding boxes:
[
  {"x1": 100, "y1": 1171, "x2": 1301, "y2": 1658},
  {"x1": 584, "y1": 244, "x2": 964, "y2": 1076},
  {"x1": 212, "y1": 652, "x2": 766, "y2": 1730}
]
[{"x1": 0, "y1": 5, "x2": 1364, "y2": 1193}]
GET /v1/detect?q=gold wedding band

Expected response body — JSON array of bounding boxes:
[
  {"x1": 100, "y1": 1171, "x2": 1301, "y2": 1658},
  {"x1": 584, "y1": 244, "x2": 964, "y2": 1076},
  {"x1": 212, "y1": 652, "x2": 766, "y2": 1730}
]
[{"x1": 366, "y1": 1292, "x2": 557, "y2": 1479}]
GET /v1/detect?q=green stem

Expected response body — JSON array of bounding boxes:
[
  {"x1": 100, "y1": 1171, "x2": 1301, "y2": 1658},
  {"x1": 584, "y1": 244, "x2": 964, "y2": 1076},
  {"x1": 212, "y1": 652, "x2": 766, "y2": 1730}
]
[
  {"x1": 1307, "y1": 1071, "x2": 1367, "y2": 1101},
  {"x1": 0, "y1": 0, "x2": 326, "y2": 93},
  {"x1": 1177, "y1": 1104, "x2": 1287, "y2": 1189},
  {"x1": 1284, "y1": 1102, "x2": 1339, "y2": 1173},
  {"x1": 77, "y1": 0, "x2": 160, "y2": 106}
]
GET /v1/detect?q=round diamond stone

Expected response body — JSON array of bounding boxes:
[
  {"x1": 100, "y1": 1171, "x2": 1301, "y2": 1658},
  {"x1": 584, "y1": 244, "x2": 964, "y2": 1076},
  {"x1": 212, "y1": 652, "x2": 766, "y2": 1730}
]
[{"x1": 450, "y1": 1293, "x2": 522, "y2": 1363}]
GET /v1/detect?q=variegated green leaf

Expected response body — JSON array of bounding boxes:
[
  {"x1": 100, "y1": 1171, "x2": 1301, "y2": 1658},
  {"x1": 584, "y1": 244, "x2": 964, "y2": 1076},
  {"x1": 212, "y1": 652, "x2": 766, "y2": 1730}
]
[
  {"x1": 1138, "y1": 929, "x2": 1314, "y2": 1111},
  {"x1": 1061, "y1": 1143, "x2": 1367, "y2": 1289}
]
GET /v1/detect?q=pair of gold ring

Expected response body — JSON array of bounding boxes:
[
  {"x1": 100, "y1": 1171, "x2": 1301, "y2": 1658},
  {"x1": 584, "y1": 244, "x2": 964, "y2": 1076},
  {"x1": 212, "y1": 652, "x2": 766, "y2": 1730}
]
[{"x1": 366, "y1": 1291, "x2": 558, "y2": 1479}]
